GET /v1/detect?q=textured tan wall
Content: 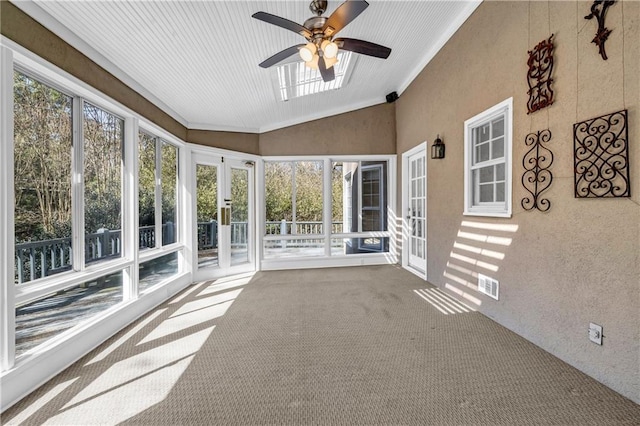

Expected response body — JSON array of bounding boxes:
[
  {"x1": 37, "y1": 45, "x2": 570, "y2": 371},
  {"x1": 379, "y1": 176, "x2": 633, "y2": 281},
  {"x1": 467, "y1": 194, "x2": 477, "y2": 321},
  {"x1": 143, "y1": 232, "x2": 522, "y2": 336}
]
[
  {"x1": 258, "y1": 103, "x2": 396, "y2": 156},
  {"x1": 187, "y1": 130, "x2": 260, "y2": 155},
  {"x1": 396, "y1": 0, "x2": 639, "y2": 402}
]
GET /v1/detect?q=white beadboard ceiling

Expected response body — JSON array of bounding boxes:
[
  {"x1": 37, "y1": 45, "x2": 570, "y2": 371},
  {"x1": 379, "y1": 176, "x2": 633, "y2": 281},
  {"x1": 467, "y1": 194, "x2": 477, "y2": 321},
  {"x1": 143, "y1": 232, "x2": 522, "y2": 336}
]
[{"x1": 15, "y1": 0, "x2": 480, "y2": 133}]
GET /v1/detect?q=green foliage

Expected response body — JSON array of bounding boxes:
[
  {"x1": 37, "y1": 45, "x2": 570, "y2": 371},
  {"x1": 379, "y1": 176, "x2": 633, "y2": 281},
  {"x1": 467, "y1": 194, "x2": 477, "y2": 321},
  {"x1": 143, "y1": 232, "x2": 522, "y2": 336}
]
[
  {"x1": 196, "y1": 164, "x2": 217, "y2": 222},
  {"x1": 13, "y1": 72, "x2": 73, "y2": 242},
  {"x1": 138, "y1": 132, "x2": 156, "y2": 227}
]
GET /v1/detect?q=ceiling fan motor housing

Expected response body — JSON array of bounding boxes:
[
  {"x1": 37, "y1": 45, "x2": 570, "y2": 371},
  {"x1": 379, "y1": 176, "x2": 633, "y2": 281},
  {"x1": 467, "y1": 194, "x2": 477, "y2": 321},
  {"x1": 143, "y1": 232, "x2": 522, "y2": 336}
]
[{"x1": 309, "y1": 0, "x2": 328, "y2": 16}]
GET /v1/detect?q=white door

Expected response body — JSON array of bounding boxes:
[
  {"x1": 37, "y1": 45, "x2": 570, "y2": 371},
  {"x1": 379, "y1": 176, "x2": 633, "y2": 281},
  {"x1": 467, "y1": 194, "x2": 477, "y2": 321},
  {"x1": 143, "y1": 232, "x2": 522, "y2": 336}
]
[
  {"x1": 193, "y1": 155, "x2": 254, "y2": 281},
  {"x1": 402, "y1": 143, "x2": 427, "y2": 277}
]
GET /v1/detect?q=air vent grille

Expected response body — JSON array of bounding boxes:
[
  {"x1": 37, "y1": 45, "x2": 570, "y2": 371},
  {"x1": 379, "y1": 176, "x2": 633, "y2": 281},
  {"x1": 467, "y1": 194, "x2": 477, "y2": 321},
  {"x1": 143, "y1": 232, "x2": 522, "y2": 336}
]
[{"x1": 478, "y1": 274, "x2": 499, "y2": 300}]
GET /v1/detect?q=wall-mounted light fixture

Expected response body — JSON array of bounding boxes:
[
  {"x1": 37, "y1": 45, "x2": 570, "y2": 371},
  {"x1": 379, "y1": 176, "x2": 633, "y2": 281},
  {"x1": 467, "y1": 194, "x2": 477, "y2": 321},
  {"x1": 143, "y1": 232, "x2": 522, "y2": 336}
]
[{"x1": 431, "y1": 135, "x2": 445, "y2": 159}]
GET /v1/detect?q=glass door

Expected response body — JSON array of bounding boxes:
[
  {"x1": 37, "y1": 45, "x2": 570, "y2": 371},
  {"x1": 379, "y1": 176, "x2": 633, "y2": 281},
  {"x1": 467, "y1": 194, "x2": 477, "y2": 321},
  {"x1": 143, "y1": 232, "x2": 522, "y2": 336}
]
[
  {"x1": 407, "y1": 151, "x2": 426, "y2": 273},
  {"x1": 193, "y1": 155, "x2": 254, "y2": 281}
]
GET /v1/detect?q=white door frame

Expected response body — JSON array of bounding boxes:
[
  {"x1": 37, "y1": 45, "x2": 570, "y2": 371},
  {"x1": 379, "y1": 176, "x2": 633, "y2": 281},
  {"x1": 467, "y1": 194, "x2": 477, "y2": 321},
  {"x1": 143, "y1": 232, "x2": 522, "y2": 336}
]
[
  {"x1": 191, "y1": 152, "x2": 256, "y2": 282},
  {"x1": 401, "y1": 142, "x2": 427, "y2": 280}
]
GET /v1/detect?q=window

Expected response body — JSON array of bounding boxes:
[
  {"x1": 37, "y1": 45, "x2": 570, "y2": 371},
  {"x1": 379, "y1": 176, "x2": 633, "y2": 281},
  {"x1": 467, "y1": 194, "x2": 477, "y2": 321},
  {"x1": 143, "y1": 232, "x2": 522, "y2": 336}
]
[
  {"x1": 263, "y1": 161, "x2": 324, "y2": 258},
  {"x1": 464, "y1": 98, "x2": 512, "y2": 217},
  {"x1": 138, "y1": 131, "x2": 179, "y2": 250},
  {"x1": 13, "y1": 71, "x2": 73, "y2": 284},
  {"x1": 264, "y1": 161, "x2": 323, "y2": 235},
  {"x1": 275, "y1": 51, "x2": 355, "y2": 101},
  {"x1": 332, "y1": 161, "x2": 388, "y2": 253},
  {"x1": 83, "y1": 102, "x2": 124, "y2": 265},
  {"x1": 262, "y1": 158, "x2": 394, "y2": 261}
]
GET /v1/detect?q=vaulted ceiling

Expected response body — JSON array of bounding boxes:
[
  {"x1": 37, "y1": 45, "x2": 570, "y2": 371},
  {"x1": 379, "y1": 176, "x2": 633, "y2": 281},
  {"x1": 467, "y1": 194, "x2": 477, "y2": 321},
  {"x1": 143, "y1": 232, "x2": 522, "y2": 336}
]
[{"x1": 15, "y1": 0, "x2": 480, "y2": 133}]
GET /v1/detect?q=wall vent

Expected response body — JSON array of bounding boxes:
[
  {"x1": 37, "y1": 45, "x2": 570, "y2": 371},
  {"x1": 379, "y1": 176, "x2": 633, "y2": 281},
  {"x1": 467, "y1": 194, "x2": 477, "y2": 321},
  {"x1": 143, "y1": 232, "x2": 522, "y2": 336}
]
[{"x1": 478, "y1": 274, "x2": 499, "y2": 300}]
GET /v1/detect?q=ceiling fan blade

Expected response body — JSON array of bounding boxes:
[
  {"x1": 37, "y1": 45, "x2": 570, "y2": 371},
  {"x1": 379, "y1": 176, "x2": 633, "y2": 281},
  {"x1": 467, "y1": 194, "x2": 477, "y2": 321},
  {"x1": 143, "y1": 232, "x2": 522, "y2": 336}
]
[
  {"x1": 322, "y1": 0, "x2": 369, "y2": 37},
  {"x1": 318, "y1": 56, "x2": 335, "y2": 82},
  {"x1": 252, "y1": 12, "x2": 311, "y2": 39},
  {"x1": 259, "y1": 45, "x2": 305, "y2": 68},
  {"x1": 334, "y1": 38, "x2": 391, "y2": 59}
]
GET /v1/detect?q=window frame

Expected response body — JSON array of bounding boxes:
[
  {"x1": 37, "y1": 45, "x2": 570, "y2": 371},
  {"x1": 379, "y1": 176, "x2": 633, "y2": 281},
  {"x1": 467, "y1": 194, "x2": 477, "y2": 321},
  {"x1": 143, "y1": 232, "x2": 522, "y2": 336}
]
[
  {"x1": 260, "y1": 155, "x2": 396, "y2": 265},
  {"x1": 4, "y1": 41, "x2": 187, "y2": 368},
  {"x1": 463, "y1": 97, "x2": 513, "y2": 218}
]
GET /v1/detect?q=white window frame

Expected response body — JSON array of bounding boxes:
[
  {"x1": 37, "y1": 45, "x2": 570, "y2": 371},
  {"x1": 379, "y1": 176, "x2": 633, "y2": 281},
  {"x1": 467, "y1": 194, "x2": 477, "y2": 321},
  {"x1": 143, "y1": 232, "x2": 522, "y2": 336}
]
[
  {"x1": 463, "y1": 97, "x2": 513, "y2": 218},
  {"x1": 260, "y1": 155, "x2": 397, "y2": 269},
  {"x1": 2, "y1": 38, "x2": 189, "y2": 366}
]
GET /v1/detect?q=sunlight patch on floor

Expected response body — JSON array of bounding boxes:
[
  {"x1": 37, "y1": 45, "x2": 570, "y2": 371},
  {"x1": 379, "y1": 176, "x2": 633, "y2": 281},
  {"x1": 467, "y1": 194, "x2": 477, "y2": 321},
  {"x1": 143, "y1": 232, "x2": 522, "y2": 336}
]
[{"x1": 413, "y1": 288, "x2": 474, "y2": 315}]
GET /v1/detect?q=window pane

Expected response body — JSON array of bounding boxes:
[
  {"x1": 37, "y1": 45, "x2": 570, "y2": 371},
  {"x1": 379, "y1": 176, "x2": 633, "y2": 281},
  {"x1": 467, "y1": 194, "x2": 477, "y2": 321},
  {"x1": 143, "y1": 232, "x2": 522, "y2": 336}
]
[
  {"x1": 295, "y1": 161, "x2": 323, "y2": 234},
  {"x1": 231, "y1": 168, "x2": 249, "y2": 265},
  {"x1": 15, "y1": 269, "x2": 124, "y2": 357},
  {"x1": 492, "y1": 137, "x2": 504, "y2": 160},
  {"x1": 496, "y1": 182, "x2": 505, "y2": 202},
  {"x1": 263, "y1": 239, "x2": 325, "y2": 259},
  {"x1": 361, "y1": 165, "x2": 385, "y2": 231},
  {"x1": 479, "y1": 184, "x2": 493, "y2": 202},
  {"x1": 479, "y1": 166, "x2": 494, "y2": 183},
  {"x1": 476, "y1": 142, "x2": 490, "y2": 163},
  {"x1": 496, "y1": 163, "x2": 505, "y2": 181},
  {"x1": 334, "y1": 162, "x2": 358, "y2": 233},
  {"x1": 196, "y1": 164, "x2": 218, "y2": 268},
  {"x1": 330, "y1": 237, "x2": 390, "y2": 255},
  {"x1": 13, "y1": 72, "x2": 73, "y2": 284},
  {"x1": 362, "y1": 210, "x2": 380, "y2": 232},
  {"x1": 331, "y1": 163, "x2": 344, "y2": 232},
  {"x1": 139, "y1": 252, "x2": 179, "y2": 293},
  {"x1": 479, "y1": 123, "x2": 490, "y2": 142},
  {"x1": 492, "y1": 117, "x2": 504, "y2": 137},
  {"x1": 138, "y1": 132, "x2": 156, "y2": 250},
  {"x1": 161, "y1": 142, "x2": 177, "y2": 245},
  {"x1": 265, "y1": 162, "x2": 293, "y2": 234},
  {"x1": 83, "y1": 102, "x2": 123, "y2": 265}
]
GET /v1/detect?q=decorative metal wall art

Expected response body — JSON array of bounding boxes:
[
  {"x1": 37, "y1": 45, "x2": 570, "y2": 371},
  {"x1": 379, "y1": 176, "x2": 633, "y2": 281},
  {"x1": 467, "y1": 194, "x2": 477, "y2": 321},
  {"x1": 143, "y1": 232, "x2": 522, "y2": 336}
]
[
  {"x1": 585, "y1": 0, "x2": 617, "y2": 60},
  {"x1": 574, "y1": 109, "x2": 629, "y2": 198},
  {"x1": 526, "y1": 35, "x2": 555, "y2": 114},
  {"x1": 522, "y1": 129, "x2": 554, "y2": 212}
]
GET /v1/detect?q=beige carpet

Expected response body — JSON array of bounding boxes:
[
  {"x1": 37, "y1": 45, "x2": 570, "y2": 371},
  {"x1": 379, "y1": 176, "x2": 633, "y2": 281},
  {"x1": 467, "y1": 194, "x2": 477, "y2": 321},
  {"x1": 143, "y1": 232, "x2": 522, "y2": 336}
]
[{"x1": 3, "y1": 265, "x2": 639, "y2": 425}]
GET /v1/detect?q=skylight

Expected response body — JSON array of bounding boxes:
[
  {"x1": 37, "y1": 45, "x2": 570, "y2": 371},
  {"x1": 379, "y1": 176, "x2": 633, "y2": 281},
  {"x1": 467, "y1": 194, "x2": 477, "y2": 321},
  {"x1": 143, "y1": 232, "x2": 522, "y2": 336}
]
[{"x1": 275, "y1": 51, "x2": 354, "y2": 102}]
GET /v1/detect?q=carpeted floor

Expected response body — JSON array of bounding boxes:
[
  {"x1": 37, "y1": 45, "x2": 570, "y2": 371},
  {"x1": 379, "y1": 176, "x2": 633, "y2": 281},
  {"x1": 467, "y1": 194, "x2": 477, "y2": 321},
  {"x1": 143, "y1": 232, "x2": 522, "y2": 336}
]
[{"x1": 3, "y1": 265, "x2": 639, "y2": 425}]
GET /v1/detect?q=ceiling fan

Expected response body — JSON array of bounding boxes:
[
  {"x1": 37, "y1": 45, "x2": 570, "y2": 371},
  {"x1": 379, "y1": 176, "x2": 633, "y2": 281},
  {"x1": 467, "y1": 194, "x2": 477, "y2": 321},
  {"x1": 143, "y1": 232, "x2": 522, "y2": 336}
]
[{"x1": 252, "y1": 0, "x2": 392, "y2": 83}]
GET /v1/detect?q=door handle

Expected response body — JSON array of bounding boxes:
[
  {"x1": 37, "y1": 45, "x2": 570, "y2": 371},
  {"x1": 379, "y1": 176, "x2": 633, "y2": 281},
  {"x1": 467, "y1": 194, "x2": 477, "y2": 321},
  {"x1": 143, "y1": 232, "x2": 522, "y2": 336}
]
[{"x1": 221, "y1": 207, "x2": 231, "y2": 225}]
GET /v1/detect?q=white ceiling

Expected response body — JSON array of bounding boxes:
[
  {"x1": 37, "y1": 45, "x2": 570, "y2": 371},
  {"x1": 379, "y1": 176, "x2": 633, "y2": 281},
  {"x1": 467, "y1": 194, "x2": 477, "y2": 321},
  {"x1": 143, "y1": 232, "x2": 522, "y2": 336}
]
[{"x1": 15, "y1": 0, "x2": 480, "y2": 133}]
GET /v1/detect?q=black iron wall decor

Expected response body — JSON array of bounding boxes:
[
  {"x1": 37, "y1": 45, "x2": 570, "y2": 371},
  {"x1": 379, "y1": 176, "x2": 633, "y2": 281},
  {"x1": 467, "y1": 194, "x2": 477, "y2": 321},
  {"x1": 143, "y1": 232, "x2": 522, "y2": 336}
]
[
  {"x1": 574, "y1": 109, "x2": 629, "y2": 198},
  {"x1": 522, "y1": 129, "x2": 554, "y2": 212},
  {"x1": 584, "y1": 0, "x2": 617, "y2": 60},
  {"x1": 526, "y1": 35, "x2": 555, "y2": 114}
]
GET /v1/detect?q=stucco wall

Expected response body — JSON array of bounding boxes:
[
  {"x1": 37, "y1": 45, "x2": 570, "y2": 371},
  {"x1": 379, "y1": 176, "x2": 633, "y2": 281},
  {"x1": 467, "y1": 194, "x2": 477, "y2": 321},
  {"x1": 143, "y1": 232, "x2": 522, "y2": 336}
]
[
  {"x1": 259, "y1": 103, "x2": 396, "y2": 156},
  {"x1": 396, "y1": 0, "x2": 639, "y2": 402},
  {"x1": 187, "y1": 129, "x2": 260, "y2": 155}
]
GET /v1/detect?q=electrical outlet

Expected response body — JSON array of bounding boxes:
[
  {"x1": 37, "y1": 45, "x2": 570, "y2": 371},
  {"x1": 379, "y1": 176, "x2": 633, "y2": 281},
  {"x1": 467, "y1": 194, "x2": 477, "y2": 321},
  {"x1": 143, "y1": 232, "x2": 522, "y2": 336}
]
[{"x1": 589, "y1": 323, "x2": 603, "y2": 345}]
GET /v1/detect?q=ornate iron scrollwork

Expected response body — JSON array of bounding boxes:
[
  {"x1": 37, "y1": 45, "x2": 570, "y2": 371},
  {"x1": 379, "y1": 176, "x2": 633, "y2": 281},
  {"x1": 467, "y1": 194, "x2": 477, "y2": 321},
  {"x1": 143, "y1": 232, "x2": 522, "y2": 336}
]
[
  {"x1": 522, "y1": 129, "x2": 553, "y2": 212},
  {"x1": 574, "y1": 109, "x2": 629, "y2": 198},
  {"x1": 585, "y1": 0, "x2": 616, "y2": 60},
  {"x1": 527, "y1": 35, "x2": 555, "y2": 114}
]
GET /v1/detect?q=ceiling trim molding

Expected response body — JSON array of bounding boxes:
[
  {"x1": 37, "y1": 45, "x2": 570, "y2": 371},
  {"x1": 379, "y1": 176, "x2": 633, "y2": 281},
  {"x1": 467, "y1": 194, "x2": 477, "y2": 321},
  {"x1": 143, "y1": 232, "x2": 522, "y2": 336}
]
[
  {"x1": 187, "y1": 122, "x2": 261, "y2": 134},
  {"x1": 10, "y1": 0, "x2": 190, "y2": 128},
  {"x1": 396, "y1": 0, "x2": 482, "y2": 97},
  {"x1": 186, "y1": 97, "x2": 387, "y2": 134},
  {"x1": 256, "y1": 97, "x2": 387, "y2": 133}
]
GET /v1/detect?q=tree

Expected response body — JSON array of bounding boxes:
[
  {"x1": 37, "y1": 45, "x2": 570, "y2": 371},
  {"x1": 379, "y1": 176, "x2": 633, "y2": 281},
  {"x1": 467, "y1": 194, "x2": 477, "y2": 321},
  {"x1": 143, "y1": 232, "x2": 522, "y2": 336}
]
[{"x1": 13, "y1": 72, "x2": 73, "y2": 242}]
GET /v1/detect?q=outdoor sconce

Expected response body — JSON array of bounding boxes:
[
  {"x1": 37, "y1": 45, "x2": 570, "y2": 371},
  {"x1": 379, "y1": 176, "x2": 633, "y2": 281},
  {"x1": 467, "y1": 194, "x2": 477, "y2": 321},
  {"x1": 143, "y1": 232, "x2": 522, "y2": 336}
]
[{"x1": 431, "y1": 135, "x2": 445, "y2": 159}]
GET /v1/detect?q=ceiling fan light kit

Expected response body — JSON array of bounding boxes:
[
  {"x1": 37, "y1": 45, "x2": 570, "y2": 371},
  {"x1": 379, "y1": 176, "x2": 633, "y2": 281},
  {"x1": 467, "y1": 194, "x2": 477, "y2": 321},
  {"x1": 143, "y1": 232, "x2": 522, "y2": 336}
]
[{"x1": 253, "y1": 0, "x2": 391, "y2": 82}]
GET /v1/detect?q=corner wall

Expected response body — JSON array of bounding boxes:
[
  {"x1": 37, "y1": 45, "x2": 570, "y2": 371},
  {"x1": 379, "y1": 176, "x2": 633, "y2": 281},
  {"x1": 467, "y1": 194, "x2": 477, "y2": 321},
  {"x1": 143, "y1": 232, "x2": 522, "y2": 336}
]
[
  {"x1": 396, "y1": 0, "x2": 639, "y2": 402},
  {"x1": 259, "y1": 103, "x2": 396, "y2": 156}
]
